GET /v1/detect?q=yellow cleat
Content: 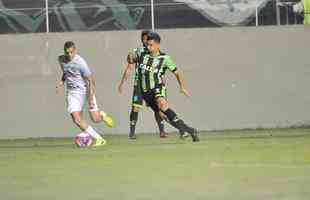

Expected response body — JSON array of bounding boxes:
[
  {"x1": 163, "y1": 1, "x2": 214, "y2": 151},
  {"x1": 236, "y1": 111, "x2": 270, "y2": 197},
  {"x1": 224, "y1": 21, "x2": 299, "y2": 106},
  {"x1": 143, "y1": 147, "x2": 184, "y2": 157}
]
[
  {"x1": 104, "y1": 116, "x2": 114, "y2": 128},
  {"x1": 100, "y1": 111, "x2": 114, "y2": 128},
  {"x1": 93, "y1": 138, "x2": 106, "y2": 147}
]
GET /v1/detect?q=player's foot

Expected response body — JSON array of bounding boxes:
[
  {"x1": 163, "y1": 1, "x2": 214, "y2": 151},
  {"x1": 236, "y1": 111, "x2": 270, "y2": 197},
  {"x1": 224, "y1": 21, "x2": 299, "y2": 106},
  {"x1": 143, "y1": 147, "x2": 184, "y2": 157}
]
[
  {"x1": 190, "y1": 129, "x2": 200, "y2": 142},
  {"x1": 100, "y1": 111, "x2": 114, "y2": 128},
  {"x1": 160, "y1": 132, "x2": 168, "y2": 138},
  {"x1": 129, "y1": 134, "x2": 137, "y2": 140},
  {"x1": 93, "y1": 138, "x2": 107, "y2": 147}
]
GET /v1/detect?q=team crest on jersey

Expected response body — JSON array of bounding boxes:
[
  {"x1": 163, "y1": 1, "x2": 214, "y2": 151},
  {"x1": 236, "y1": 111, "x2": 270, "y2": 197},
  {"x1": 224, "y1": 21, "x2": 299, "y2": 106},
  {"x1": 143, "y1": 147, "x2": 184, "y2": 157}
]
[{"x1": 152, "y1": 59, "x2": 160, "y2": 68}]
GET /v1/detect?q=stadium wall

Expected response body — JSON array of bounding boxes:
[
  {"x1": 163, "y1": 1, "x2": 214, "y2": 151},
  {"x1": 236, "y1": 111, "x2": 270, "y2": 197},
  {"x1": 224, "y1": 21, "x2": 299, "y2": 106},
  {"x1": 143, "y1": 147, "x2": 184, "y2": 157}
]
[{"x1": 1, "y1": 25, "x2": 310, "y2": 139}]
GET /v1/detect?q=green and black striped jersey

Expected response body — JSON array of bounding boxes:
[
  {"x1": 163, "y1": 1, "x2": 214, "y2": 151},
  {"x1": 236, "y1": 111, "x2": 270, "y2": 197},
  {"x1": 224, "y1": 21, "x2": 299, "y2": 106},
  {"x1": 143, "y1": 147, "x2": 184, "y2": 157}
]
[
  {"x1": 133, "y1": 47, "x2": 148, "y2": 86},
  {"x1": 136, "y1": 50, "x2": 177, "y2": 92}
]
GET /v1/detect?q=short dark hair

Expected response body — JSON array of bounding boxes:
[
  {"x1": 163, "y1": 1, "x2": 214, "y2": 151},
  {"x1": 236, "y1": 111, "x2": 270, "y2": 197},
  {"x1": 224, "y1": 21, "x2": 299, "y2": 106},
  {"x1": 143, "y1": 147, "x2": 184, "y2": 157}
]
[
  {"x1": 64, "y1": 41, "x2": 75, "y2": 51},
  {"x1": 141, "y1": 30, "x2": 151, "y2": 38},
  {"x1": 147, "y1": 31, "x2": 161, "y2": 43},
  {"x1": 141, "y1": 30, "x2": 151, "y2": 45}
]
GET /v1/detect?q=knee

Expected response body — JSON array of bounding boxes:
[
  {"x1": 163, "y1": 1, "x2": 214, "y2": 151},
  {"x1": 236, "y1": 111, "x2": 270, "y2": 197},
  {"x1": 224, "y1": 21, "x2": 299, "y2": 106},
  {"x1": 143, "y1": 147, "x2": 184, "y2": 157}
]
[{"x1": 157, "y1": 99, "x2": 168, "y2": 111}]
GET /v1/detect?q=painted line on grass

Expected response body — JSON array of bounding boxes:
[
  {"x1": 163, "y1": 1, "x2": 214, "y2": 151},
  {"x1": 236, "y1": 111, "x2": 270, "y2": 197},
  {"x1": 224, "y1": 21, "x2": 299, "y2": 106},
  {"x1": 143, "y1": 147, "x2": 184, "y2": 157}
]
[{"x1": 209, "y1": 162, "x2": 310, "y2": 169}]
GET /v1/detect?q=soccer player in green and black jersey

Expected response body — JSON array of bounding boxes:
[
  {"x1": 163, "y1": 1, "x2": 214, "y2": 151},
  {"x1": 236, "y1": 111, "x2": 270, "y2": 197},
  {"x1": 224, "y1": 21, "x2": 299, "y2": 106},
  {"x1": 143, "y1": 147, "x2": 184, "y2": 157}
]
[
  {"x1": 135, "y1": 32, "x2": 199, "y2": 142},
  {"x1": 118, "y1": 30, "x2": 168, "y2": 139}
]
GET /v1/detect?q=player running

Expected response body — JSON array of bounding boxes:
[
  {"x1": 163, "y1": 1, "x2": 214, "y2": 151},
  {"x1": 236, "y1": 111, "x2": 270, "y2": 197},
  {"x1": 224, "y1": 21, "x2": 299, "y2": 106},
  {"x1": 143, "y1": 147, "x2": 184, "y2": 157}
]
[
  {"x1": 56, "y1": 41, "x2": 114, "y2": 147},
  {"x1": 131, "y1": 32, "x2": 199, "y2": 142},
  {"x1": 118, "y1": 30, "x2": 169, "y2": 139}
]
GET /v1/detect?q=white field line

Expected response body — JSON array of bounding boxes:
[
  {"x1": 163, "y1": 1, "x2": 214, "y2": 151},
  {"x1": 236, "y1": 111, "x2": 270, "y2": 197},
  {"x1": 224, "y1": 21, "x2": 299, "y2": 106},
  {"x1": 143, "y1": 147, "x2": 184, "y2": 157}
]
[{"x1": 209, "y1": 162, "x2": 310, "y2": 169}]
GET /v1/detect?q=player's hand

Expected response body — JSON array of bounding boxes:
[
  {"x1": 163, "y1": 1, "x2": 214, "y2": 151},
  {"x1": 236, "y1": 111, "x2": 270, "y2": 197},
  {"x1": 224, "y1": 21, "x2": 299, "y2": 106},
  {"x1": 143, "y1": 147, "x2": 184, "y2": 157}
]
[
  {"x1": 118, "y1": 83, "x2": 123, "y2": 95},
  {"x1": 180, "y1": 87, "x2": 190, "y2": 97},
  {"x1": 56, "y1": 81, "x2": 64, "y2": 94}
]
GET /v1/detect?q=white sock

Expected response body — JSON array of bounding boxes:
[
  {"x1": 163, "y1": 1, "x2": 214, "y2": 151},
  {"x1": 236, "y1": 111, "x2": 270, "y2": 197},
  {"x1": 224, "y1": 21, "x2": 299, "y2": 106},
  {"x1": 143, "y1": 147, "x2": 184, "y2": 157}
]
[{"x1": 85, "y1": 126, "x2": 103, "y2": 140}]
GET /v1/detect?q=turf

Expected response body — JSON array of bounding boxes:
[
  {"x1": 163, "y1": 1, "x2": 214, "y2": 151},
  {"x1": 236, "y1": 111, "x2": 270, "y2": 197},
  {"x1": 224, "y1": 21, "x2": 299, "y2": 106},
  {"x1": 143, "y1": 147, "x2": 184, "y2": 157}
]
[{"x1": 0, "y1": 129, "x2": 310, "y2": 200}]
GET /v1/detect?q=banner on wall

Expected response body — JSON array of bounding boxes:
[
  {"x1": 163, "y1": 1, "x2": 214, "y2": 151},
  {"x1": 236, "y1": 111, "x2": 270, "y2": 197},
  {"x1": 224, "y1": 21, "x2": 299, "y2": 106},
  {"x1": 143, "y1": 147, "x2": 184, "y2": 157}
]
[{"x1": 0, "y1": 0, "x2": 300, "y2": 34}]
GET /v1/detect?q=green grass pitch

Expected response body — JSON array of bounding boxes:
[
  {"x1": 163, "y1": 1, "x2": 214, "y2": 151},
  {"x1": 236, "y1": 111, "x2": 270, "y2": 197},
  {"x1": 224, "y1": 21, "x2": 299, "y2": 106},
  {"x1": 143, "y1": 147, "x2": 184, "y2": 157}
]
[{"x1": 0, "y1": 129, "x2": 310, "y2": 200}]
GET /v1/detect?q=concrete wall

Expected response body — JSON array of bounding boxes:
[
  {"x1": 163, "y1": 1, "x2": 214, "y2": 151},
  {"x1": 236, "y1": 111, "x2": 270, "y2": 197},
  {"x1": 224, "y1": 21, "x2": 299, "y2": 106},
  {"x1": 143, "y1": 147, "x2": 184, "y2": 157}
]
[{"x1": 1, "y1": 26, "x2": 310, "y2": 139}]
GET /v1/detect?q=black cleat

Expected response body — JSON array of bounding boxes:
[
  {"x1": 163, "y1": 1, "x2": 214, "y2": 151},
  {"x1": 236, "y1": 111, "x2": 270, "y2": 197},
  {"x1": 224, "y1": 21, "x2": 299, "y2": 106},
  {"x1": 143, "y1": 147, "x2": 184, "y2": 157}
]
[
  {"x1": 129, "y1": 134, "x2": 137, "y2": 140},
  {"x1": 190, "y1": 129, "x2": 200, "y2": 142}
]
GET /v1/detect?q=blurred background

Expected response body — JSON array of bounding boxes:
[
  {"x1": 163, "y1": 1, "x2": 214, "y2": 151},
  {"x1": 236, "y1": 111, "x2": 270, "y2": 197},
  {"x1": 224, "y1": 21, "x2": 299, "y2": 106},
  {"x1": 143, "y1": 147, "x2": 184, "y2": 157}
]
[{"x1": 0, "y1": 0, "x2": 307, "y2": 34}]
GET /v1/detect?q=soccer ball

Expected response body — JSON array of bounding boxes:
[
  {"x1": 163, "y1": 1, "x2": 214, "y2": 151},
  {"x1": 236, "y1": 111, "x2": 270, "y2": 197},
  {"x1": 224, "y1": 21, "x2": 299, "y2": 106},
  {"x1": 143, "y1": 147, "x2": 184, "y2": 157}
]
[{"x1": 75, "y1": 132, "x2": 93, "y2": 148}]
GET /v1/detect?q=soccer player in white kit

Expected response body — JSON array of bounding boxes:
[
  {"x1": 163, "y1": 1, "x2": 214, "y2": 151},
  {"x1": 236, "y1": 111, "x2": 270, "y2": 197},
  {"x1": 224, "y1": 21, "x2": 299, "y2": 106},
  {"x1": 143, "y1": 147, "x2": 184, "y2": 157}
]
[{"x1": 56, "y1": 41, "x2": 113, "y2": 147}]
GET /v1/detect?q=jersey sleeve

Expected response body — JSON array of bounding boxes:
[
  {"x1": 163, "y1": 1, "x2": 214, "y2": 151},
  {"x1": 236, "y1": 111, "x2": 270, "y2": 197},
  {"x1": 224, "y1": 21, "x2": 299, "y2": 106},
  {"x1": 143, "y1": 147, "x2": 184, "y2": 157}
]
[
  {"x1": 79, "y1": 58, "x2": 92, "y2": 77},
  {"x1": 135, "y1": 47, "x2": 146, "y2": 61},
  {"x1": 164, "y1": 55, "x2": 177, "y2": 72},
  {"x1": 135, "y1": 48, "x2": 143, "y2": 58}
]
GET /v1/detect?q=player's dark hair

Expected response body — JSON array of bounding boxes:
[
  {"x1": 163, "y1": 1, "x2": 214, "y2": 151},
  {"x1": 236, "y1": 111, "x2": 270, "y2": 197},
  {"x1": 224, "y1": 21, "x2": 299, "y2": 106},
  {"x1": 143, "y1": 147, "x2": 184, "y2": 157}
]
[
  {"x1": 141, "y1": 30, "x2": 150, "y2": 40},
  {"x1": 64, "y1": 41, "x2": 75, "y2": 51},
  {"x1": 147, "y1": 31, "x2": 161, "y2": 44},
  {"x1": 141, "y1": 30, "x2": 151, "y2": 47}
]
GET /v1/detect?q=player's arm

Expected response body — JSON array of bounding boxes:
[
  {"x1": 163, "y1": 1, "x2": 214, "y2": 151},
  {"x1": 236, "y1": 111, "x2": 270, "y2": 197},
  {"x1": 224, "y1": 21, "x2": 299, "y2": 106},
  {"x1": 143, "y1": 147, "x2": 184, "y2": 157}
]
[
  {"x1": 118, "y1": 50, "x2": 137, "y2": 94},
  {"x1": 85, "y1": 75, "x2": 96, "y2": 98},
  {"x1": 84, "y1": 75, "x2": 96, "y2": 109},
  {"x1": 173, "y1": 70, "x2": 190, "y2": 97},
  {"x1": 165, "y1": 55, "x2": 190, "y2": 97},
  {"x1": 118, "y1": 63, "x2": 135, "y2": 94},
  {"x1": 80, "y1": 58, "x2": 95, "y2": 108},
  {"x1": 57, "y1": 74, "x2": 65, "y2": 86},
  {"x1": 56, "y1": 56, "x2": 65, "y2": 92}
]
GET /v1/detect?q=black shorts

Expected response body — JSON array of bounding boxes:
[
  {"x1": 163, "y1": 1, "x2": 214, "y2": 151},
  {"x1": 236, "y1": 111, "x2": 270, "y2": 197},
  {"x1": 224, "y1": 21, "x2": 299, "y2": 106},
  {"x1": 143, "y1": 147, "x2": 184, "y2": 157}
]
[
  {"x1": 132, "y1": 84, "x2": 143, "y2": 108},
  {"x1": 142, "y1": 84, "x2": 167, "y2": 112}
]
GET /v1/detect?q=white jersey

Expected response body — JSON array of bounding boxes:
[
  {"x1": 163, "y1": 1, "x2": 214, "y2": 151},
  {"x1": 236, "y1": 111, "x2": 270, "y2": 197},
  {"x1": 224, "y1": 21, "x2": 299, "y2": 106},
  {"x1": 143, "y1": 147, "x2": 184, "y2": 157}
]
[{"x1": 58, "y1": 54, "x2": 92, "y2": 94}]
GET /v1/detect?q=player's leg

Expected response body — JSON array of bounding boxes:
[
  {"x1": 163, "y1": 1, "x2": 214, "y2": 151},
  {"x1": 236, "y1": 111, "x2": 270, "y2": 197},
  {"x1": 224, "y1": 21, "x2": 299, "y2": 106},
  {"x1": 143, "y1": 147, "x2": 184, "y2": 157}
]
[
  {"x1": 71, "y1": 111, "x2": 105, "y2": 144},
  {"x1": 129, "y1": 85, "x2": 143, "y2": 139},
  {"x1": 129, "y1": 105, "x2": 140, "y2": 139},
  {"x1": 70, "y1": 111, "x2": 88, "y2": 131},
  {"x1": 156, "y1": 97, "x2": 199, "y2": 142},
  {"x1": 153, "y1": 85, "x2": 167, "y2": 137},
  {"x1": 146, "y1": 96, "x2": 167, "y2": 137},
  {"x1": 67, "y1": 93, "x2": 106, "y2": 146},
  {"x1": 156, "y1": 86, "x2": 167, "y2": 137},
  {"x1": 157, "y1": 110, "x2": 189, "y2": 139},
  {"x1": 88, "y1": 96, "x2": 114, "y2": 128},
  {"x1": 154, "y1": 85, "x2": 188, "y2": 138},
  {"x1": 155, "y1": 111, "x2": 167, "y2": 138}
]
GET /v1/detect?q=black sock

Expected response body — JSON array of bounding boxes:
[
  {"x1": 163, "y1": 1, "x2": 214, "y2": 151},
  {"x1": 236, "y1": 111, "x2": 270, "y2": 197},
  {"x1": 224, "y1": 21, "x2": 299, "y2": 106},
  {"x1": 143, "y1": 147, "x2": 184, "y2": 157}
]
[
  {"x1": 176, "y1": 120, "x2": 195, "y2": 134},
  {"x1": 129, "y1": 111, "x2": 138, "y2": 136},
  {"x1": 163, "y1": 108, "x2": 195, "y2": 134},
  {"x1": 155, "y1": 112, "x2": 165, "y2": 133},
  {"x1": 163, "y1": 108, "x2": 185, "y2": 133}
]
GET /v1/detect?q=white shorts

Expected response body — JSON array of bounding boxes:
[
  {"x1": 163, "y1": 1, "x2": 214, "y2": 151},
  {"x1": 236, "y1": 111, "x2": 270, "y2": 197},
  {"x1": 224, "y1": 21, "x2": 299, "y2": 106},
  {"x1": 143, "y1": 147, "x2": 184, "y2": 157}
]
[{"x1": 66, "y1": 92, "x2": 99, "y2": 113}]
